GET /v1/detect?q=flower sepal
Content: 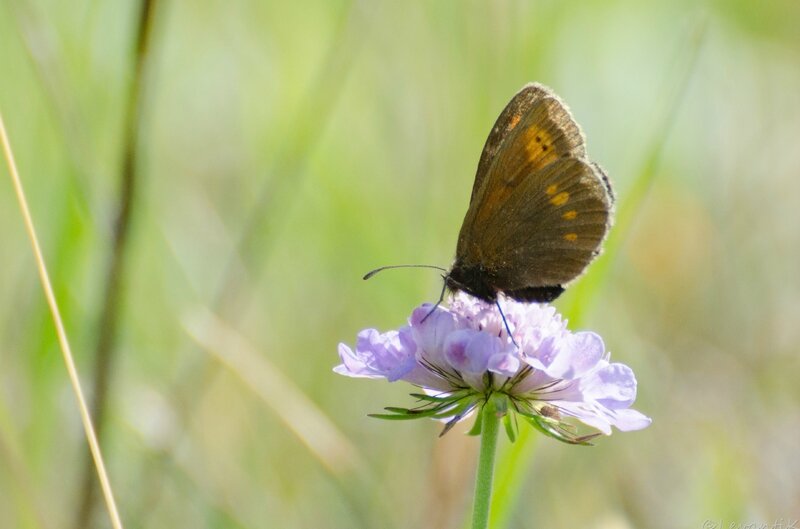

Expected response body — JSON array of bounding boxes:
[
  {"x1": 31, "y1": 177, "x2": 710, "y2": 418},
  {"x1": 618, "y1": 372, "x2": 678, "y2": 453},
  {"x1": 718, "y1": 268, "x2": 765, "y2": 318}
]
[
  {"x1": 369, "y1": 391, "x2": 482, "y2": 436},
  {"x1": 370, "y1": 389, "x2": 603, "y2": 445}
]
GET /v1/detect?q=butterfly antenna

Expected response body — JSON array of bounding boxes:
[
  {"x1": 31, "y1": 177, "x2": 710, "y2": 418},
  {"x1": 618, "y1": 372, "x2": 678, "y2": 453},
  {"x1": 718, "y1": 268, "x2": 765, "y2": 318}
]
[
  {"x1": 495, "y1": 299, "x2": 519, "y2": 348},
  {"x1": 363, "y1": 264, "x2": 447, "y2": 280}
]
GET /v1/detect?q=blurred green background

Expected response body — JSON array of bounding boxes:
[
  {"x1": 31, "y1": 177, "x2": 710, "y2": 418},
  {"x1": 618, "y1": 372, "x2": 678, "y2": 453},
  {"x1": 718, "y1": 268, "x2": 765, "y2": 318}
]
[{"x1": 1, "y1": 0, "x2": 799, "y2": 528}]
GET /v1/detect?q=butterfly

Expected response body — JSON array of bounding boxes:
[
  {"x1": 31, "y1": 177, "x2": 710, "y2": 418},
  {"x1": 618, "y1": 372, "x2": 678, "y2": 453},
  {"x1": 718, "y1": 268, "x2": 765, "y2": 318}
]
[
  {"x1": 366, "y1": 83, "x2": 613, "y2": 306},
  {"x1": 444, "y1": 82, "x2": 614, "y2": 303}
]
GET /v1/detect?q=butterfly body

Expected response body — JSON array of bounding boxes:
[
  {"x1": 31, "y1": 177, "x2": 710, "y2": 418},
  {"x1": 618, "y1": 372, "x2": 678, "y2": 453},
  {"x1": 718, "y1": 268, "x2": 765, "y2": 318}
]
[{"x1": 446, "y1": 83, "x2": 614, "y2": 303}]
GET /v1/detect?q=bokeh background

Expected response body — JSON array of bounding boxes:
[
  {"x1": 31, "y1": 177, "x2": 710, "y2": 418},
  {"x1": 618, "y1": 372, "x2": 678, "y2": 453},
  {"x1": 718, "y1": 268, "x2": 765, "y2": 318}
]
[{"x1": 1, "y1": 0, "x2": 799, "y2": 528}]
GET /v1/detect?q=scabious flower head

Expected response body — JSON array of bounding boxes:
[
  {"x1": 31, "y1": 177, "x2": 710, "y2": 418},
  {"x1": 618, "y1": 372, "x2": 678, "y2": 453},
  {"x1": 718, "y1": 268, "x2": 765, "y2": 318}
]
[{"x1": 336, "y1": 292, "x2": 650, "y2": 443}]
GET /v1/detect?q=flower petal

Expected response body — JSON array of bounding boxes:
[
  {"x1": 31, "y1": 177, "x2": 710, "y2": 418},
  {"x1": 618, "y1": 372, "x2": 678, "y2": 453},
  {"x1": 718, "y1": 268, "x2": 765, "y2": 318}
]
[
  {"x1": 552, "y1": 396, "x2": 651, "y2": 435},
  {"x1": 442, "y1": 330, "x2": 496, "y2": 373},
  {"x1": 609, "y1": 408, "x2": 652, "y2": 431},
  {"x1": 336, "y1": 328, "x2": 417, "y2": 381},
  {"x1": 526, "y1": 331, "x2": 605, "y2": 380},
  {"x1": 580, "y1": 362, "x2": 638, "y2": 409},
  {"x1": 410, "y1": 304, "x2": 458, "y2": 365},
  {"x1": 334, "y1": 343, "x2": 382, "y2": 379},
  {"x1": 487, "y1": 351, "x2": 521, "y2": 377},
  {"x1": 553, "y1": 401, "x2": 614, "y2": 435}
]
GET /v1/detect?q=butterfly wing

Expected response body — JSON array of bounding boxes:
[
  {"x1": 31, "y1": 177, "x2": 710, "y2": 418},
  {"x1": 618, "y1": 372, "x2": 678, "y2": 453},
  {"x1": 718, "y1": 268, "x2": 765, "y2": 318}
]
[
  {"x1": 469, "y1": 83, "x2": 564, "y2": 203},
  {"x1": 454, "y1": 85, "x2": 612, "y2": 301},
  {"x1": 463, "y1": 90, "x2": 588, "y2": 231},
  {"x1": 483, "y1": 158, "x2": 613, "y2": 290}
]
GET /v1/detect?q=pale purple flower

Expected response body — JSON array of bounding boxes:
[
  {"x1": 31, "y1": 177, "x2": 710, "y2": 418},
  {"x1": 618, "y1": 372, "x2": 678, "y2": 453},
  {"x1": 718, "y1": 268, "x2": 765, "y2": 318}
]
[{"x1": 336, "y1": 292, "x2": 650, "y2": 442}]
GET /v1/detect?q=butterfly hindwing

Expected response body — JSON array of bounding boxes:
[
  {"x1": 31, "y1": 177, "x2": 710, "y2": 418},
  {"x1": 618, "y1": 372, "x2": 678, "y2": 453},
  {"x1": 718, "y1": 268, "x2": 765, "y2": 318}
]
[{"x1": 484, "y1": 158, "x2": 612, "y2": 289}]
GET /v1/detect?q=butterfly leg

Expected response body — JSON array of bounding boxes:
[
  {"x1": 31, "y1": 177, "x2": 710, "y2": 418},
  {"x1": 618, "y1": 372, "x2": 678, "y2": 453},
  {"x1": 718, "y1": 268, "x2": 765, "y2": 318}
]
[
  {"x1": 420, "y1": 276, "x2": 449, "y2": 323},
  {"x1": 495, "y1": 299, "x2": 519, "y2": 348}
]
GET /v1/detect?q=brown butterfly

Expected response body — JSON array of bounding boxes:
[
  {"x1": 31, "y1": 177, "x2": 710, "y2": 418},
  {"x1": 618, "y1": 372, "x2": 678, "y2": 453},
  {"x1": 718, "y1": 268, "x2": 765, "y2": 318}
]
[
  {"x1": 446, "y1": 82, "x2": 613, "y2": 303},
  {"x1": 367, "y1": 83, "x2": 613, "y2": 305}
]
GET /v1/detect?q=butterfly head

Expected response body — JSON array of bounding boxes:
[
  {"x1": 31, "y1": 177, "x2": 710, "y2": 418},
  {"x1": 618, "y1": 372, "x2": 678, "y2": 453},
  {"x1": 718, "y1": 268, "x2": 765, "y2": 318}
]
[{"x1": 445, "y1": 261, "x2": 498, "y2": 303}]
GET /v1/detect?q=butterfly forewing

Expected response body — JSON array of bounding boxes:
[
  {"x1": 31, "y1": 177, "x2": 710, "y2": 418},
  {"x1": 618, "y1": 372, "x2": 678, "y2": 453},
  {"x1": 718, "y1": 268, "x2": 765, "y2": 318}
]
[
  {"x1": 470, "y1": 84, "x2": 554, "y2": 202},
  {"x1": 459, "y1": 91, "x2": 587, "y2": 251}
]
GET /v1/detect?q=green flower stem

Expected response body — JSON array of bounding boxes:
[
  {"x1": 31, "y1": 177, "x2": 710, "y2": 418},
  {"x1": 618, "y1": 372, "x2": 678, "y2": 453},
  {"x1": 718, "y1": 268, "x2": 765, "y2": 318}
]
[{"x1": 471, "y1": 395, "x2": 501, "y2": 529}]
